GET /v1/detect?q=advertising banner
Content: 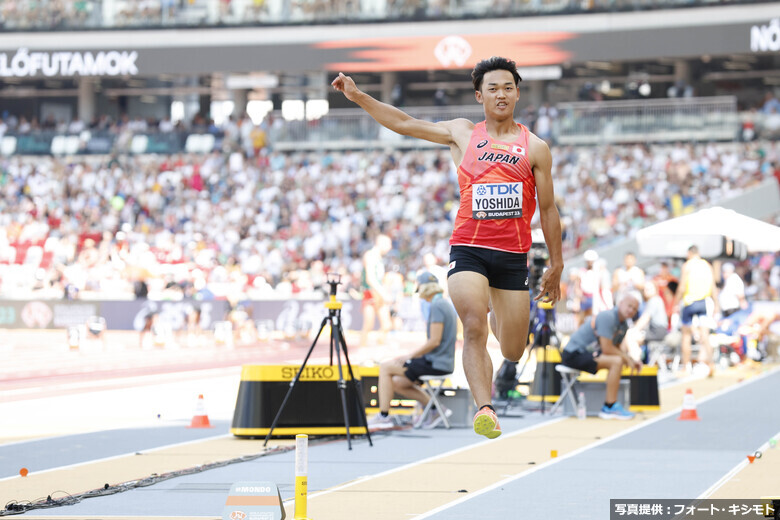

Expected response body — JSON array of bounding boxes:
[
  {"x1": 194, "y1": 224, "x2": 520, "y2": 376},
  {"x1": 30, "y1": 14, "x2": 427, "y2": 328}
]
[
  {"x1": 0, "y1": 18, "x2": 771, "y2": 77},
  {"x1": 0, "y1": 297, "x2": 625, "y2": 333}
]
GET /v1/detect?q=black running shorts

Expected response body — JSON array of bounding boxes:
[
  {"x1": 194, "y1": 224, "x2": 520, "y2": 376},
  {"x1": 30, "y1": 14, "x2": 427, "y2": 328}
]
[
  {"x1": 561, "y1": 349, "x2": 599, "y2": 374},
  {"x1": 403, "y1": 357, "x2": 450, "y2": 383},
  {"x1": 447, "y1": 246, "x2": 529, "y2": 291}
]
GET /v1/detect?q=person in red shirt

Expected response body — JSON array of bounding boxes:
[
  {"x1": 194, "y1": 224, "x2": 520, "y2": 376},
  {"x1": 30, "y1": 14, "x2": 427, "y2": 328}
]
[
  {"x1": 333, "y1": 56, "x2": 563, "y2": 440},
  {"x1": 652, "y1": 261, "x2": 678, "y2": 329}
]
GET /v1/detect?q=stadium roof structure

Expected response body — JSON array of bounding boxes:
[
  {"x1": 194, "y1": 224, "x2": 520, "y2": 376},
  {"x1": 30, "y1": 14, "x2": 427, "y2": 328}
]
[{"x1": 636, "y1": 206, "x2": 780, "y2": 258}]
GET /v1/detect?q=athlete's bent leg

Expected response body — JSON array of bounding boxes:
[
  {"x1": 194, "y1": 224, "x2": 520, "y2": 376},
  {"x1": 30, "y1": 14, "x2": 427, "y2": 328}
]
[
  {"x1": 448, "y1": 271, "x2": 493, "y2": 408},
  {"x1": 489, "y1": 287, "x2": 530, "y2": 362}
]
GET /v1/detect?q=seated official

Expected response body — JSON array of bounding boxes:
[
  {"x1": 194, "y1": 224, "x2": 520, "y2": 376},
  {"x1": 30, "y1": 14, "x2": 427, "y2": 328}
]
[
  {"x1": 561, "y1": 293, "x2": 642, "y2": 420},
  {"x1": 367, "y1": 271, "x2": 458, "y2": 430}
]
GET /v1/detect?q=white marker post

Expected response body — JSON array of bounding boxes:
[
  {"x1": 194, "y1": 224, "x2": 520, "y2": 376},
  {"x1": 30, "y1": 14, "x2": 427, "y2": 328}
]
[{"x1": 295, "y1": 434, "x2": 312, "y2": 519}]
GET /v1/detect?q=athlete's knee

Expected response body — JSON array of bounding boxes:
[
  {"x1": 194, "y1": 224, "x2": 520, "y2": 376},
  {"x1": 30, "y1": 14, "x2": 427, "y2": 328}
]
[
  {"x1": 501, "y1": 344, "x2": 525, "y2": 363},
  {"x1": 460, "y1": 314, "x2": 488, "y2": 342}
]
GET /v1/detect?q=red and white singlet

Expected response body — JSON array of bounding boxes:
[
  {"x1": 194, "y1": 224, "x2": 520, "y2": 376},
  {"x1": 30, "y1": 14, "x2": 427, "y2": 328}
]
[{"x1": 449, "y1": 121, "x2": 536, "y2": 253}]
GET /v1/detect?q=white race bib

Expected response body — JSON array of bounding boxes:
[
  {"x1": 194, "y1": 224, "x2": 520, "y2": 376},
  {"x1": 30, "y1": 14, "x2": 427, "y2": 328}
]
[{"x1": 472, "y1": 182, "x2": 523, "y2": 220}]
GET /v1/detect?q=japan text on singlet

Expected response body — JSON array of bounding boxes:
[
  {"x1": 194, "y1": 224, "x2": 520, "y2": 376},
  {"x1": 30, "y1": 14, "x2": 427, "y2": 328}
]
[{"x1": 450, "y1": 121, "x2": 536, "y2": 253}]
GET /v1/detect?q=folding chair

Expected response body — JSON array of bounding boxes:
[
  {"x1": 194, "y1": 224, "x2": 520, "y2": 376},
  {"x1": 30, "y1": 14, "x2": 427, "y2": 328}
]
[
  {"x1": 549, "y1": 364, "x2": 581, "y2": 415},
  {"x1": 413, "y1": 374, "x2": 452, "y2": 429},
  {"x1": 647, "y1": 339, "x2": 673, "y2": 373}
]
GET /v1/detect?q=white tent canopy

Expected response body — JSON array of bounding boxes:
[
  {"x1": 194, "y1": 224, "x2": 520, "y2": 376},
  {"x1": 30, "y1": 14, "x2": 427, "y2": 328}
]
[{"x1": 636, "y1": 206, "x2": 780, "y2": 258}]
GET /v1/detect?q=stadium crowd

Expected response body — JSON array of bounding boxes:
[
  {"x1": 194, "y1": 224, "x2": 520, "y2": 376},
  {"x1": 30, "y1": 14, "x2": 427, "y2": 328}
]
[
  {"x1": 0, "y1": 0, "x2": 765, "y2": 30},
  {"x1": 0, "y1": 133, "x2": 778, "y2": 304}
]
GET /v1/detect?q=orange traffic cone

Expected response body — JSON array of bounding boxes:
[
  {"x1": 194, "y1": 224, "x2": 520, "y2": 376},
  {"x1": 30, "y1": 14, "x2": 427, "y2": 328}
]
[
  {"x1": 188, "y1": 394, "x2": 213, "y2": 428},
  {"x1": 678, "y1": 388, "x2": 700, "y2": 421}
]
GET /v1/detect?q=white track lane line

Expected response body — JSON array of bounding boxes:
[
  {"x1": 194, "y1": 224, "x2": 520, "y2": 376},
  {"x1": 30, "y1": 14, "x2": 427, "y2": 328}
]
[
  {"x1": 698, "y1": 428, "x2": 780, "y2": 500},
  {"x1": 0, "y1": 433, "x2": 233, "y2": 483},
  {"x1": 411, "y1": 366, "x2": 780, "y2": 519},
  {"x1": 283, "y1": 417, "x2": 568, "y2": 505}
]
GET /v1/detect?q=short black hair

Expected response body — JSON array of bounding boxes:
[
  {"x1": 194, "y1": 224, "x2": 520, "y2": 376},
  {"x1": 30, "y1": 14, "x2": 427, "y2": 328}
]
[{"x1": 471, "y1": 56, "x2": 522, "y2": 91}]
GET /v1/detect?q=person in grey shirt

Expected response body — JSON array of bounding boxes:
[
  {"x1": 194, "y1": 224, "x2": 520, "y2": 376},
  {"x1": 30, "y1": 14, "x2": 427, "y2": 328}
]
[
  {"x1": 561, "y1": 293, "x2": 642, "y2": 420},
  {"x1": 368, "y1": 271, "x2": 458, "y2": 431}
]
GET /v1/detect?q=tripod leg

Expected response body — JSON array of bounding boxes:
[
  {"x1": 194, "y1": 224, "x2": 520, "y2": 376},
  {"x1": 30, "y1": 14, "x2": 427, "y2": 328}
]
[
  {"x1": 536, "y1": 325, "x2": 549, "y2": 415},
  {"x1": 263, "y1": 317, "x2": 329, "y2": 447},
  {"x1": 329, "y1": 321, "x2": 335, "y2": 366},
  {"x1": 335, "y1": 320, "x2": 373, "y2": 446},
  {"x1": 331, "y1": 321, "x2": 353, "y2": 450}
]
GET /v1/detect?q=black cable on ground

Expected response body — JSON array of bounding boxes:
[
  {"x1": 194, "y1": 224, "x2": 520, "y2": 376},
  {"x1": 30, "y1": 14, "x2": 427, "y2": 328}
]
[{"x1": 1, "y1": 443, "x2": 299, "y2": 516}]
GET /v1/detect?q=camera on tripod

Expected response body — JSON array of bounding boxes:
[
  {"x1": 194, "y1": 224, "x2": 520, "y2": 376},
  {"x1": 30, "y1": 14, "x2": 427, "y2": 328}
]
[
  {"x1": 326, "y1": 272, "x2": 341, "y2": 296},
  {"x1": 262, "y1": 270, "x2": 373, "y2": 450}
]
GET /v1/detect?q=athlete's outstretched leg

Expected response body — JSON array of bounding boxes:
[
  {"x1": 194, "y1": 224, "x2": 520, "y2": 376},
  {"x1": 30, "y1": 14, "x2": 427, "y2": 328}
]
[{"x1": 447, "y1": 271, "x2": 492, "y2": 408}]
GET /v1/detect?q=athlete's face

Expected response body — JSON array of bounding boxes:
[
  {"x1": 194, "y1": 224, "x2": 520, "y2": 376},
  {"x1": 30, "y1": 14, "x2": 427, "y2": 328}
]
[{"x1": 475, "y1": 70, "x2": 519, "y2": 117}]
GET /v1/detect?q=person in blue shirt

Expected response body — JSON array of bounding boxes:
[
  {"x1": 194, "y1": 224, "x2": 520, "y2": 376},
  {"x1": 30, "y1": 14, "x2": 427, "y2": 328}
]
[
  {"x1": 367, "y1": 271, "x2": 458, "y2": 430},
  {"x1": 561, "y1": 293, "x2": 642, "y2": 420}
]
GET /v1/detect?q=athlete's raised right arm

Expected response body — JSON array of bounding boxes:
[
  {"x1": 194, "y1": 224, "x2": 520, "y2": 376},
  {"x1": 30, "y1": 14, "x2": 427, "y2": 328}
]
[{"x1": 332, "y1": 72, "x2": 469, "y2": 147}]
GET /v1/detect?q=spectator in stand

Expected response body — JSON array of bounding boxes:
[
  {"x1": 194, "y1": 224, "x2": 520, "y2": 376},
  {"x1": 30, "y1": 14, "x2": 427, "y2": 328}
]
[
  {"x1": 652, "y1": 261, "x2": 678, "y2": 328},
  {"x1": 612, "y1": 252, "x2": 645, "y2": 305},
  {"x1": 159, "y1": 117, "x2": 175, "y2": 133},
  {"x1": 360, "y1": 234, "x2": 393, "y2": 347},
  {"x1": 576, "y1": 249, "x2": 600, "y2": 327},
  {"x1": 534, "y1": 102, "x2": 557, "y2": 144},
  {"x1": 0, "y1": 137, "x2": 776, "y2": 304},
  {"x1": 626, "y1": 283, "x2": 668, "y2": 363},
  {"x1": 593, "y1": 257, "x2": 614, "y2": 314},
  {"x1": 760, "y1": 92, "x2": 780, "y2": 115},
  {"x1": 718, "y1": 262, "x2": 747, "y2": 318}
]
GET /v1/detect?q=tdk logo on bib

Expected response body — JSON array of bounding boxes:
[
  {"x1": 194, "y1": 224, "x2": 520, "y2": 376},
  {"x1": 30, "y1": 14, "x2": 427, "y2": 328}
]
[
  {"x1": 476, "y1": 184, "x2": 520, "y2": 196},
  {"x1": 472, "y1": 182, "x2": 523, "y2": 220}
]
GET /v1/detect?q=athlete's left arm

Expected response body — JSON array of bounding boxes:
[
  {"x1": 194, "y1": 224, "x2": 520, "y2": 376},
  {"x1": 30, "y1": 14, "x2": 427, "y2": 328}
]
[{"x1": 531, "y1": 135, "x2": 563, "y2": 303}]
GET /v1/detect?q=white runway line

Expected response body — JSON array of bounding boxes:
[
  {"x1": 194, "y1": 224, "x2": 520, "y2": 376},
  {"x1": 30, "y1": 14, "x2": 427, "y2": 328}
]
[
  {"x1": 0, "y1": 433, "x2": 232, "y2": 483},
  {"x1": 411, "y1": 366, "x2": 780, "y2": 519},
  {"x1": 283, "y1": 417, "x2": 567, "y2": 506},
  {"x1": 698, "y1": 427, "x2": 780, "y2": 500}
]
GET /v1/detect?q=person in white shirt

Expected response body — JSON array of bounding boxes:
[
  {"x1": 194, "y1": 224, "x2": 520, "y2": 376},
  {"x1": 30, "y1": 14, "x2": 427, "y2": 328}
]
[
  {"x1": 626, "y1": 283, "x2": 668, "y2": 363},
  {"x1": 576, "y1": 249, "x2": 600, "y2": 327},
  {"x1": 612, "y1": 252, "x2": 645, "y2": 304},
  {"x1": 718, "y1": 262, "x2": 747, "y2": 318}
]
